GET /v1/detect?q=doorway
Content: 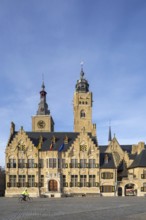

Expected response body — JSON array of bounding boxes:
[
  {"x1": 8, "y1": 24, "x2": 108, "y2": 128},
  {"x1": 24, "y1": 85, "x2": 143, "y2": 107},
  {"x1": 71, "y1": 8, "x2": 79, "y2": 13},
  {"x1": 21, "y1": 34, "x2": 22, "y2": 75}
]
[
  {"x1": 48, "y1": 180, "x2": 58, "y2": 192},
  {"x1": 125, "y1": 183, "x2": 136, "y2": 196},
  {"x1": 118, "y1": 187, "x2": 122, "y2": 196}
]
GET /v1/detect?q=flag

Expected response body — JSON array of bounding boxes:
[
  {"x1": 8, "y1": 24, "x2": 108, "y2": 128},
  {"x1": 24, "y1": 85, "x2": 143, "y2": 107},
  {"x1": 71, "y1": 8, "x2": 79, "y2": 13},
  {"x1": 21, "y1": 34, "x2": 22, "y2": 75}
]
[
  {"x1": 50, "y1": 142, "x2": 53, "y2": 150},
  {"x1": 58, "y1": 143, "x2": 64, "y2": 152},
  {"x1": 37, "y1": 135, "x2": 43, "y2": 149}
]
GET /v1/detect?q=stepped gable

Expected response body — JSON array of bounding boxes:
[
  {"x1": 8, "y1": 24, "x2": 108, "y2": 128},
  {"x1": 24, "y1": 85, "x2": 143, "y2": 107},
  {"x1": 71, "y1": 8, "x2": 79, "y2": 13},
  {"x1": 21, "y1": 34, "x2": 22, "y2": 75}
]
[
  {"x1": 26, "y1": 132, "x2": 79, "y2": 151},
  {"x1": 25, "y1": 132, "x2": 97, "y2": 151}
]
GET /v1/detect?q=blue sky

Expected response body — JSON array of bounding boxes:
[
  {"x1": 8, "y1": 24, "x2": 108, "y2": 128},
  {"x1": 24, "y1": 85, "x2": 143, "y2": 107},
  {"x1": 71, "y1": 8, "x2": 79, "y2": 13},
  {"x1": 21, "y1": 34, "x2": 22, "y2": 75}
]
[{"x1": 0, "y1": 0, "x2": 146, "y2": 167}]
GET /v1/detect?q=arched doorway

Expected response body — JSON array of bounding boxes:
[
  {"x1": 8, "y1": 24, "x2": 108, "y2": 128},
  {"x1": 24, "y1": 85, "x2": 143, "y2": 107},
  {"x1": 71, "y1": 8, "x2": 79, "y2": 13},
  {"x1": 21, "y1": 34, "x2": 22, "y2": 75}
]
[
  {"x1": 48, "y1": 180, "x2": 58, "y2": 192},
  {"x1": 118, "y1": 187, "x2": 122, "y2": 196},
  {"x1": 125, "y1": 183, "x2": 136, "y2": 196}
]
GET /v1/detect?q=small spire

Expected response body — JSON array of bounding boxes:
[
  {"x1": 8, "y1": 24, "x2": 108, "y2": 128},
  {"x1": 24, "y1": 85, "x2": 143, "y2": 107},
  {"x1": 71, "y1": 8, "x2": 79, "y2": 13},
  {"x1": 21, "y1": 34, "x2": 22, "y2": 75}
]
[
  {"x1": 80, "y1": 61, "x2": 84, "y2": 79},
  {"x1": 42, "y1": 73, "x2": 45, "y2": 91},
  {"x1": 108, "y1": 123, "x2": 112, "y2": 143},
  {"x1": 42, "y1": 81, "x2": 45, "y2": 91},
  {"x1": 75, "y1": 62, "x2": 89, "y2": 93},
  {"x1": 36, "y1": 77, "x2": 50, "y2": 115}
]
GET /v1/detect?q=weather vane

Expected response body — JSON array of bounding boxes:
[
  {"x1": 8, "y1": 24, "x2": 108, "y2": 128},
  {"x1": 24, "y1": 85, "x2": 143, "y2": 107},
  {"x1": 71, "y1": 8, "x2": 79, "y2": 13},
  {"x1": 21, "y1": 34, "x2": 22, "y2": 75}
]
[
  {"x1": 80, "y1": 61, "x2": 84, "y2": 70},
  {"x1": 42, "y1": 73, "x2": 44, "y2": 82}
]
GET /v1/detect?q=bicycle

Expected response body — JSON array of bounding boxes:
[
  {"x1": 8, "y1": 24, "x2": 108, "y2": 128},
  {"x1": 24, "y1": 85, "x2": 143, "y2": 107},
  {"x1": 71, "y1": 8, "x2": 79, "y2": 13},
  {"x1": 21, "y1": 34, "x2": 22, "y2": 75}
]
[{"x1": 18, "y1": 195, "x2": 32, "y2": 202}]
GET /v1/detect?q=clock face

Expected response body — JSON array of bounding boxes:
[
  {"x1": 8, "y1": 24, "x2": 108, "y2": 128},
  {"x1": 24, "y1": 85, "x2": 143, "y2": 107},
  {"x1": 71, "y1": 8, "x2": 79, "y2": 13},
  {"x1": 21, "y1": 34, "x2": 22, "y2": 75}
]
[{"x1": 37, "y1": 120, "x2": 46, "y2": 129}]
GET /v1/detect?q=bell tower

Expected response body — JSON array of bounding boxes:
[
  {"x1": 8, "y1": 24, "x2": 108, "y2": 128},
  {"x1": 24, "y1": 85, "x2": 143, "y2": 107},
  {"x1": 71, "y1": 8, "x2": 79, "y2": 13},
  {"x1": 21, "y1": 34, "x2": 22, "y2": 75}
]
[
  {"x1": 73, "y1": 66, "x2": 96, "y2": 136},
  {"x1": 32, "y1": 81, "x2": 54, "y2": 132}
]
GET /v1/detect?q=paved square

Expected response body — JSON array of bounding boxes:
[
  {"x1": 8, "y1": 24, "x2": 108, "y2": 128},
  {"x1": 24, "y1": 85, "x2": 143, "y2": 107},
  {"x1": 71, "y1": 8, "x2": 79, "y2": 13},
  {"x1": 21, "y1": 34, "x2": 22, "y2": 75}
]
[{"x1": 1, "y1": 197, "x2": 146, "y2": 220}]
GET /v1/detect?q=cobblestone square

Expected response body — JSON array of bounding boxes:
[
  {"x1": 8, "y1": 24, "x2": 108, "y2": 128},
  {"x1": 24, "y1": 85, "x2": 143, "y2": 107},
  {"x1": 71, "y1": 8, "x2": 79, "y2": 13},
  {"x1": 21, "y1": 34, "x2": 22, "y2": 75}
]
[{"x1": 1, "y1": 197, "x2": 146, "y2": 220}]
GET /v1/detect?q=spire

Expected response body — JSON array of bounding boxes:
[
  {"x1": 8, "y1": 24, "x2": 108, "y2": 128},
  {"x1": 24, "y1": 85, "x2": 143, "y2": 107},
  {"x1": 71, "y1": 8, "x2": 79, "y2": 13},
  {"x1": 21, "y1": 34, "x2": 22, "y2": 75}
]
[
  {"x1": 75, "y1": 63, "x2": 89, "y2": 93},
  {"x1": 42, "y1": 81, "x2": 45, "y2": 91},
  {"x1": 108, "y1": 125, "x2": 112, "y2": 143},
  {"x1": 36, "y1": 81, "x2": 50, "y2": 115},
  {"x1": 80, "y1": 61, "x2": 84, "y2": 79}
]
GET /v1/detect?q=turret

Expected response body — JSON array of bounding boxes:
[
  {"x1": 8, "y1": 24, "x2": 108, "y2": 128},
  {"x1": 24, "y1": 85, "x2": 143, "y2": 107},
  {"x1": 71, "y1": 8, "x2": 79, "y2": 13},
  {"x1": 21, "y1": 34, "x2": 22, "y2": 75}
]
[{"x1": 73, "y1": 65, "x2": 96, "y2": 136}]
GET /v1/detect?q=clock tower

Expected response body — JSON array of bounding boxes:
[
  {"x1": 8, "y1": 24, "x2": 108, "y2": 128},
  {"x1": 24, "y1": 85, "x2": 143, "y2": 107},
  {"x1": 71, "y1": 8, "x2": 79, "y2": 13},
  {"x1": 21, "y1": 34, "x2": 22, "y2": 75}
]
[
  {"x1": 73, "y1": 67, "x2": 96, "y2": 136},
  {"x1": 32, "y1": 81, "x2": 54, "y2": 132}
]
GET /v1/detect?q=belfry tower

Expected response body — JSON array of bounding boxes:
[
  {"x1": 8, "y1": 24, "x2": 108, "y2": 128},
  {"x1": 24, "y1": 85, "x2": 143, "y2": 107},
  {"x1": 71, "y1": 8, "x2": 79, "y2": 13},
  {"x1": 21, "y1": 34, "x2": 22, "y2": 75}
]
[
  {"x1": 32, "y1": 81, "x2": 54, "y2": 132},
  {"x1": 73, "y1": 66, "x2": 96, "y2": 136}
]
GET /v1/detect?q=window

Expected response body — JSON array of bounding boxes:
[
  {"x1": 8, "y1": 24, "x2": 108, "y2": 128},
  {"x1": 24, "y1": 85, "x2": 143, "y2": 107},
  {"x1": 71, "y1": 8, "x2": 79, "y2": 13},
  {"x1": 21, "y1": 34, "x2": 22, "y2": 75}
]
[
  {"x1": 63, "y1": 175, "x2": 68, "y2": 187},
  {"x1": 80, "y1": 159, "x2": 87, "y2": 168},
  {"x1": 71, "y1": 175, "x2": 78, "y2": 187},
  {"x1": 9, "y1": 175, "x2": 16, "y2": 187},
  {"x1": 80, "y1": 110, "x2": 85, "y2": 118},
  {"x1": 89, "y1": 175, "x2": 96, "y2": 187},
  {"x1": 58, "y1": 159, "x2": 61, "y2": 168},
  {"x1": 40, "y1": 175, "x2": 44, "y2": 187},
  {"x1": 28, "y1": 175, "x2": 35, "y2": 187},
  {"x1": 28, "y1": 159, "x2": 34, "y2": 168},
  {"x1": 18, "y1": 159, "x2": 25, "y2": 168},
  {"x1": 49, "y1": 158, "x2": 56, "y2": 168},
  {"x1": 80, "y1": 145, "x2": 87, "y2": 152},
  {"x1": 80, "y1": 175, "x2": 87, "y2": 187},
  {"x1": 100, "y1": 185, "x2": 115, "y2": 193},
  {"x1": 101, "y1": 172, "x2": 113, "y2": 179},
  {"x1": 19, "y1": 175, "x2": 25, "y2": 187},
  {"x1": 70, "y1": 159, "x2": 78, "y2": 168},
  {"x1": 39, "y1": 159, "x2": 44, "y2": 168},
  {"x1": 9, "y1": 159, "x2": 16, "y2": 168},
  {"x1": 141, "y1": 170, "x2": 146, "y2": 179},
  {"x1": 89, "y1": 159, "x2": 95, "y2": 168},
  {"x1": 61, "y1": 159, "x2": 66, "y2": 168},
  {"x1": 104, "y1": 154, "x2": 109, "y2": 164}
]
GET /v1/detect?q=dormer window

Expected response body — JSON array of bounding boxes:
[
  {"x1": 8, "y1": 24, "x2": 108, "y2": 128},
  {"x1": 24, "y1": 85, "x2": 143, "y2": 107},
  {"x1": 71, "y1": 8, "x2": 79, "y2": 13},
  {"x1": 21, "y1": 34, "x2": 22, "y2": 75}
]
[
  {"x1": 104, "y1": 154, "x2": 108, "y2": 164},
  {"x1": 80, "y1": 110, "x2": 85, "y2": 118}
]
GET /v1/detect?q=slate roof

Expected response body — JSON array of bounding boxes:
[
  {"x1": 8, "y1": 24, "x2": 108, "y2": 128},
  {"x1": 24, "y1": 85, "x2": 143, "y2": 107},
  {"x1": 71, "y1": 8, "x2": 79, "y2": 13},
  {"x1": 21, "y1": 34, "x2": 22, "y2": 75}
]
[
  {"x1": 26, "y1": 132, "x2": 80, "y2": 151},
  {"x1": 118, "y1": 160, "x2": 128, "y2": 177},
  {"x1": 129, "y1": 154, "x2": 137, "y2": 160},
  {"x1": 99, "y1": 145, "x2": 133, "y2": 153},
  {"x1": 120, "y1": 145, "x2": 132, "y2": 153},
  {"x1": 9, "y1": 131, "x2": 98, "y2": 152},
  {"x1": 98, "y1": 145, "x2": 108, "y2": 153},
  {"x1": 100, "y1": 153, "x2": 116, "y2": 169},
  {"x1": 129, "y1": 149, "x2": 146, "y2": 169}
]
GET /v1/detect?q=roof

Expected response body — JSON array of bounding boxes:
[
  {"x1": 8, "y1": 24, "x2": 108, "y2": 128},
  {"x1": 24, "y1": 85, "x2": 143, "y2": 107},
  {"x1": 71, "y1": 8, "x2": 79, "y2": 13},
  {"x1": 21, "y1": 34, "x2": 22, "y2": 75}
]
[
  {"x1": 9, "y1": 131, "x2": 98, "y2": 152},
  {"x1": 98, "y1": 145, "x2": 108, "y2": 153},
  {"x1": 120, "y1": 145, "x2": 132, "y2": 153},
  {"x1": 99, "y1": 145, "x2": 133, "y2": 153},
  {"x1": 26, "y1": 132, "x2": 79, "y2": 151},
  {"x1": 129, "y1": 149, "x2": 146, "y2": 169},
  {"x1": 118, "y1": 160, "x2": 128, "y2": 177},
  {"x1": 100, "y1": 153, "x2": 116, "y2": 169}
]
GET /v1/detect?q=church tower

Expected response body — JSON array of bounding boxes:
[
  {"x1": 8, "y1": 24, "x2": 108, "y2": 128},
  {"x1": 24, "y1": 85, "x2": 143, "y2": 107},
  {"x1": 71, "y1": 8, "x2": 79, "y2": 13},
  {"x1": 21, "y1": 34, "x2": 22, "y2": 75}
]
[
  {"x1": 32, "y1": 81, "x2": 54, "y2": 132},
  {"x1": 73, "y1": 66, "x2": 96, "y2": 136}
]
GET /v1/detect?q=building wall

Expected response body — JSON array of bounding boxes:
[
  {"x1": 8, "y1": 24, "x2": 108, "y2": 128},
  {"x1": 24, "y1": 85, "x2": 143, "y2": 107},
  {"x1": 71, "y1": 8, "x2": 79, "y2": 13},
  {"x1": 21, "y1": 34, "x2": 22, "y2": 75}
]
[
  {"x1": 5, "y1": 129, "x2": 101, "y2": 197},
  {"x1": 0, "y1": 167, "x2": 5, "y2": 196}
]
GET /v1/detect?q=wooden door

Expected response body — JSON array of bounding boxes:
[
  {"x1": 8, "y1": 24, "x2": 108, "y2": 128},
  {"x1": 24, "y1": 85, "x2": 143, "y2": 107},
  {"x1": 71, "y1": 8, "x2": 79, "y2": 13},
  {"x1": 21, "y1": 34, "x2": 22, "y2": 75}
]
[{"x1": 49, "y1": 180, "x2": 58, "y2": 191}]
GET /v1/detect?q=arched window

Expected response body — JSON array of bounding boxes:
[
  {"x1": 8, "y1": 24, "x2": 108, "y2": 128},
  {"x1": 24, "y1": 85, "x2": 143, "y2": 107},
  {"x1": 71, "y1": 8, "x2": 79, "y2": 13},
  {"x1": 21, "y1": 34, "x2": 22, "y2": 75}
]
[{"x1": 80, "y1": 110, "x2": 85, "y2": 118}]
